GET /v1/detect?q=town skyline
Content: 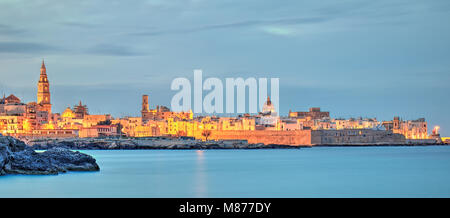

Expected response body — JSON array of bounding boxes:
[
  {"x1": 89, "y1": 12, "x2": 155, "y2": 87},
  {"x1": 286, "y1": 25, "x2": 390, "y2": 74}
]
[
  {"x1": 1, "y1": 0, "x2": 449, "y2": 135},
  {"x1": 0, "y1": 60, "x2": 439, "y2": 143},
  {"x1": 0, "y1": 59, "x2": 447, "y2": 137}
]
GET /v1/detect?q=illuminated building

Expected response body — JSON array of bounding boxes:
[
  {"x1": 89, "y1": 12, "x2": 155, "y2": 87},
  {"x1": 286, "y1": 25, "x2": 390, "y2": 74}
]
[
  {"x1": 62, "y1": 107, "x2": 76, "y2": 119},
  {"x1": 74, "y1": 101, "x2": 88, "y2": 119},
  {"x1": 37, "y1": 60, "x2": 52, "y2": 114},
  {"x1": 289, "y1": 107, "x2": 329, "y2": 120},
  {"x1": 0, "y1": 61, "x2": 117, "y2": 138},
  {"x1": 382, "y1": 117, "x2": 428, "y2": 139},
  {"x1": 0, "y1": 95, "x2": 26, "y2": 117},
  {"x1": 58, "y1": 107, "x2": 82, "y2": 129},
  {"x1": 79, "y1": 125, "x2": 118, "y2": 138},
  {"x1": 257, "y1": 97, "x2": 280, "y2": 128},
  {"x1": 141, "y1": 94, "x2": 193, "y2": 122}
]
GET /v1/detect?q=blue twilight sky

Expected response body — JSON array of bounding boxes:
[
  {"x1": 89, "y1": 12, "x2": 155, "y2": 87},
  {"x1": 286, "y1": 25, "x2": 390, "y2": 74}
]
[{"x1": 0, "y1": 0, "x2": 449, "y2": 135}]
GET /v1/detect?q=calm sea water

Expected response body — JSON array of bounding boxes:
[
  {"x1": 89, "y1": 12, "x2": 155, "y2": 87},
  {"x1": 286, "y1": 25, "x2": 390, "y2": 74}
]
[{"x1": 1, "y1": 146, "x2": 450, "y2": 197}]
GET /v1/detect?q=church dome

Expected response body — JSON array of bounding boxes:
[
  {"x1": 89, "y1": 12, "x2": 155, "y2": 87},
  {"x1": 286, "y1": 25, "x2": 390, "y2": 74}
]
[
  {"x1": 262, "y1": 97, "x2": 276, "y2": 114},
  {"x1": 5, "y1": 94, "x2": 21, "y2": 104},
  {"x1": 62, "y1": 107, "x2": 75, "y2": 118}
]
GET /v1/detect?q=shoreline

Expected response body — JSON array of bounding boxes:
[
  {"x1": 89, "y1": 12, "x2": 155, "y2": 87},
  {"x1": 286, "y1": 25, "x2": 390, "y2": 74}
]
[
  {"x1": 32, "y1": 145, "x2": 449, "y2": 151},
  {"x1": 23, "y1": 137, "x2": 447, "y2": 150}
]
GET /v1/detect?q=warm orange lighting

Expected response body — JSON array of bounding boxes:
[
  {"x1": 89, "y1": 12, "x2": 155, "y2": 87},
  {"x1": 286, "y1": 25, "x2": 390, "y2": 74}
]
[
  {"x1": 433, "y1": 126, "x2": 440, "y2": 135},
  {"x1": 42, "y1": 121, "x2": 55, "y2": 130},
  {"x1": 22, "y1": 119, "x2": 32, "y2": 132}
]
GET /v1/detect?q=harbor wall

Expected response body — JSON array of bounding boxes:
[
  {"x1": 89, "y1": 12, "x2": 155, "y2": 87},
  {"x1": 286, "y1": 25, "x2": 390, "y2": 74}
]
[
  {"x1": 311, "y1": 129, "x2": 406, "y2": 145},
  {"x1": 206, "y1": 130, "x2": 312, "y2": 146},
  {"x1": 203, "y1": 129, "x2": 407, "y2": 146}
]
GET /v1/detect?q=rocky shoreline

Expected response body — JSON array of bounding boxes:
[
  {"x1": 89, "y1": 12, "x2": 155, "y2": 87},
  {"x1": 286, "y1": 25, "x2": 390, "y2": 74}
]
[
  {"x1": 313, "y1": 143, "x2": 446, "y2": 147},
  {"x1": 21, "y1": 137, "x2": 446, "y2": 150},
  {"x1": 23, "y1": 137, "x2": 300, "y2": 150},
  {"x1": 1, "y1": 136, "x2": 100, "y2": 176}
]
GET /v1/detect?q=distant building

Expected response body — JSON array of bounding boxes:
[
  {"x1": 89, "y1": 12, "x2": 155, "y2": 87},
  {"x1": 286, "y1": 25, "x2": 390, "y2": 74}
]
[
  {"x1": 262, "y1": 96, "x2": 276, "y2": 115},
  {"x1": 443, "y1": 138, "x2": 450, "y2": 144},
  {"x1": 258, "y1": 97, "x2": 280, "y2": 127},
  {"x1": 62, "y1": 107, "x2": 76, "y2": 119},
  {"x1": 289, "y1": 107, "x2": 330, "y2": 120},
  {"x1": 382, "y1": 117, "x2": 428, "y2": 139},
  {"x1": 79, "y1": 125, "x2": 117, "y2": 138},
  {"x1": 31, "y1": 129, "x2": 78, "y2": 138},
  {"x1": 141, "y1": 94, "x2": 193, "y2": 122},
  {"x1": 4, "y1": 94, "x2": 21, "y2": 104},
  {"x1": 74, "y1": 101, "x2": 88, "y2": 119},
  {"x1": 1, "y1": 94, "x2": 26, "y2": 116}
]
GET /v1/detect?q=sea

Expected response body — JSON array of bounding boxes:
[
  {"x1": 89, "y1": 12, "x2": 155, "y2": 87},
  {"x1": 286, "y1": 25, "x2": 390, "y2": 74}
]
[{"x1": 1, "y1": 146, "x2": 450, "y2": 197}]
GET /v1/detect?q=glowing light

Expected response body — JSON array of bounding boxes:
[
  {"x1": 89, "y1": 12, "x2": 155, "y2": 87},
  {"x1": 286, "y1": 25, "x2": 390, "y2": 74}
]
[
  {"x1": 433, "y1": 126, "x2": 440, "y2": 135},
  {"x1": 22, "y1": 119, "x2": 32, "y2": 132}
]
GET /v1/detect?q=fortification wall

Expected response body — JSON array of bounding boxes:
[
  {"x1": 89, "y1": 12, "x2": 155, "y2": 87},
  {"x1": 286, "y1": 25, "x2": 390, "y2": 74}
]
[
  {"x1": 203, "y1": 130, "x2": 312, "y2": 146},
  {"x1": 311, "y1": 129, "x2": 406, "y2": 145},
  {"x1": 194, "y1": 129, "x2": 407, "y2": 146},
  {"x1": 406, "y1": 139, "x2": 437, "y2": 145}
]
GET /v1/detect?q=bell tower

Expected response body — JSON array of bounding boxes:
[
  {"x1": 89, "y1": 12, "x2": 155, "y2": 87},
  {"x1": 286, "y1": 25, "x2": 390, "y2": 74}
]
[
  {"x1": 142, "y1": 95, "x2": 149, "y2": 113},
  {"x1": 37, "y1": 60, "x2": 52, "y2": 114}
]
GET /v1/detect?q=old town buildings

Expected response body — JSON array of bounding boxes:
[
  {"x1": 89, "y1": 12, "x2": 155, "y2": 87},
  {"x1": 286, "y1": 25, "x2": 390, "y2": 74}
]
[
  {"x1": 0, "y1": 61, "x2": 440, "y2": 145},
  {"x1": 0, "y1": 61, "x2": 112, "y2": 138}
]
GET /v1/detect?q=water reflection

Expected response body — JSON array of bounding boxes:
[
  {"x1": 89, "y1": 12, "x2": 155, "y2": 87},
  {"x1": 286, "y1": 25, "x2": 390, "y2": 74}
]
[
  {"x1": 2, "y1": 148, "x2": 450, "y2": 197},
  {"x1": 194, "y1": 150, "x2": 207, "y2": 197}
]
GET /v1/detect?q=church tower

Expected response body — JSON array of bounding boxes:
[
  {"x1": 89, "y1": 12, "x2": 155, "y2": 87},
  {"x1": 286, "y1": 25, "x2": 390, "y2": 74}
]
[
  {"x1": 37, "y1": 60, "x2": 52, "y2": 114},
  {"x1": 141, "y1": 95, "x2": 152, "y2": 122},
  {"x1": 142, "y1": 95, "x2": 150, "y2": 113}
]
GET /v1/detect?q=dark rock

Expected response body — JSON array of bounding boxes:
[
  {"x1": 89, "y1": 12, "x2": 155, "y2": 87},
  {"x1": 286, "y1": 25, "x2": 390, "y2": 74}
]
[
  {"x1": 0, "y1": 136, "x2": 100, "y2": 176},
  {"x1": 0, "y1": 136, "x2": 27, "y2": 152},
  {"x1": 0, "y1": 144, "x2": 10, "y2": 175}
]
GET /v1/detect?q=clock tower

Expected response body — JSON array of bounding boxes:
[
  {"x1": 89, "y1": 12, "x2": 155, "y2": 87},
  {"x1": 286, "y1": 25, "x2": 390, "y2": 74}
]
[{"x1": 37, "y1": 60, "x2": 52, "y2": 114}]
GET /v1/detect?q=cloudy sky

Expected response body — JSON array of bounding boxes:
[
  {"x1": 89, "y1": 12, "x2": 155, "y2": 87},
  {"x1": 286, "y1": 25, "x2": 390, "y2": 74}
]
[{"x1": 0, "y1": 0, "x2": 449, "y2": 135}]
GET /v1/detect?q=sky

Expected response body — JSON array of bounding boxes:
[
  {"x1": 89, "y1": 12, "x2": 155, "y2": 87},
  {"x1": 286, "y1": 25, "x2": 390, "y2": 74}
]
[{"x1": 0, "y1": 0, "x2": 449, "y2": 135}]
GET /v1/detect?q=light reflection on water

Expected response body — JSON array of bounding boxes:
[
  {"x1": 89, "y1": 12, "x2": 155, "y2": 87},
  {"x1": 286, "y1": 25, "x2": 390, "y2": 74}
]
[
  {"x1": 1, "y1": 146, "x2": 450, "y2": 197},
  {"x1": 195, "y1": 150, "x2": 207, "y2": 197}
]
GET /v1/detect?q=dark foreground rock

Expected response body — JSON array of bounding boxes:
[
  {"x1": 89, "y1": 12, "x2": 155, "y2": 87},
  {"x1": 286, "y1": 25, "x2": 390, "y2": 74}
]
[{"x1": 0, "y1": 136, "x2": 99, "y2": 176}]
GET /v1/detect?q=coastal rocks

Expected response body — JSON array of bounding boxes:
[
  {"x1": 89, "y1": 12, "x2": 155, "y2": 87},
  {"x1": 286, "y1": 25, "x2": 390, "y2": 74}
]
[
  {"x1": 24, "y1": 137, "x2": 300, "y2": 150},
  {"x1": 0, "y1": 135, "x2": 99, "y2": 176},
  {"x1": 0, "y1": 136, "x2": 27, "y2": 152},
  {"x1": 0, "y1": 145, "x2": 9, "y2": 175}
]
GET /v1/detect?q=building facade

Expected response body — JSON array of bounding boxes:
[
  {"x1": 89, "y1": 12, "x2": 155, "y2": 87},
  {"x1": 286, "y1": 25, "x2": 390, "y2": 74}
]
[{"x1": 37, "y1": 60, "x2": 52, "y2": 114}]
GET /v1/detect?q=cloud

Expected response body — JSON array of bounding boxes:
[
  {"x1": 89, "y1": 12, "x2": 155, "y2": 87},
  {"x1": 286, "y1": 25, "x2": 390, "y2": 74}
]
[
  {"x1": 0, "y1": 41, "x2": 145, "y2": 57},
  {"x1": 0, "y1": 41, "x2": 62, "y2": 54},
  {"x1": 86, "y1": 43, "x2": 146, "y2": 56},
  {"x1": 260, "y1": 26, "x2": 296, "y2": 36},
  {"x1": 131, "y1": 16, "x2": 332, "y2": 37},
  {"x1": 0, "y1": 24, "x2": 26, "y2": 36},
  {"x1": 59, "y1": 21, "x2": 97, "y2": 29}
]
